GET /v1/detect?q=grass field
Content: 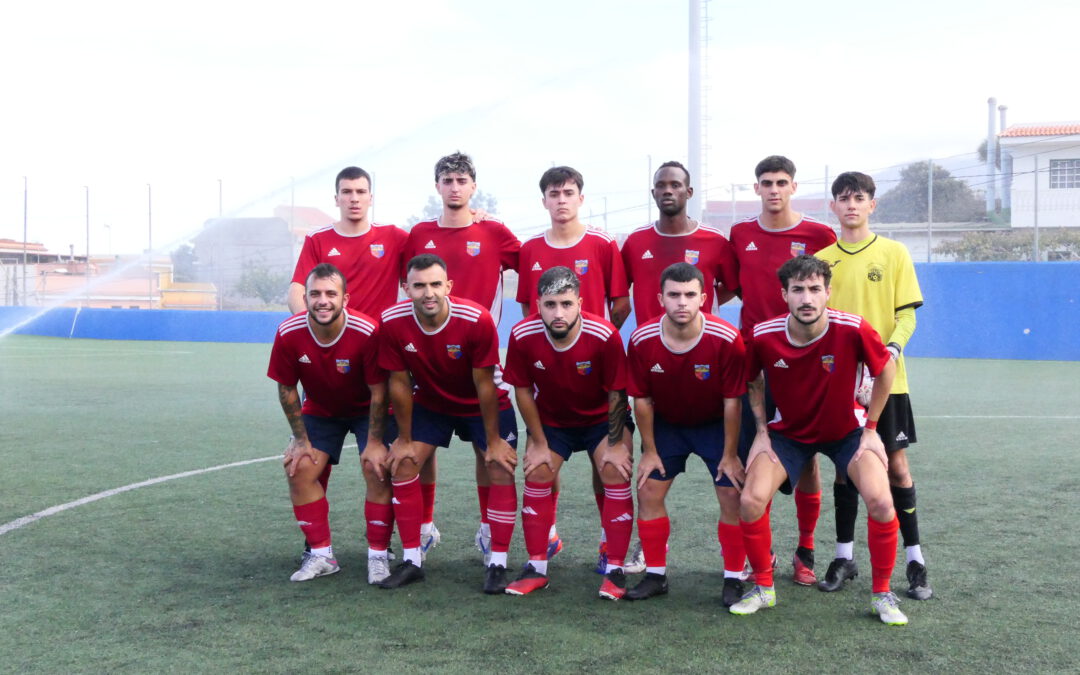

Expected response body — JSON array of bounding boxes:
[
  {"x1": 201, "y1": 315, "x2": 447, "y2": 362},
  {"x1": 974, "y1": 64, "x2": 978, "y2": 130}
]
[{"x1": 2, "y1": 335, "x2": 1079, "y2": 674}]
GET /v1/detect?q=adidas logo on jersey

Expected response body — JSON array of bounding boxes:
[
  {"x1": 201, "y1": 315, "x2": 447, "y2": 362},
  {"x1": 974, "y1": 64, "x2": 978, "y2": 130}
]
[
  {"x1": 532, "y1": 262, "x2": 542, "y2": 271},
  {"x1": 391, "y1": 497, "x2": 401, "y2": 505},
  {"x1": 405, "y1": 342, "x2": 417, "y2": 352},
  {"x1": 327, "y1": 247, "x2": 341, "y2": 256},
  {"x1": 895, "y1": 431, "x2": 908, "y2": 442},
  {"x1": 522, "y1": 506, "x2": 538, "y2": 516},
  {"x1": 773, "y1": 359, "x2": 789, "y2": 368},
  {"x1": 641, "y1": 250, "x2": 653, "y2": 259},
  {"x1": 299, "y1": 354, "x2": 311, "y2": 364},
  {"x1": 425, "y1": 240, "x2": 437, "y2": 249},
  {"x1": 745, "y1": 242, "x2": 758, "y2": 251},
  {"x1": 650, "y1": 363, "x2": 665, "y2": 373},
  {"x1": 506, "y1": 432, "x2": 517, "y2": 442},
  {"x1": 610, "y1": 512, "x2": 633, "y2": 523},
  {"x1": 533, "y1": 360, "x2": 545, "y2": 369}
]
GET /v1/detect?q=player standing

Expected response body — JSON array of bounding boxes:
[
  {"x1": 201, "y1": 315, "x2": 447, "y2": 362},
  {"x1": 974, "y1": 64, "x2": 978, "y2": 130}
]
[
  {"x1": 377, "y1": 254, "x2": 519, "y2": 593},
  {"x1": 621, "y1": 160, "x2": 738, "y2": 325},
  {"x1": 730, "y1": 255, "x2": 906, "y2": 625},
  {"x1": 403, "y1": 152, "x2": 521, "y2": 563},
  {"x1": 624, "y1": 263, "x2": 747, "y2": 604},
  {"x1": 728, "y1": 155, "x2": 838, "y2": 585},
  {"x1": 502, "y1": 266, "x2": 635, "y2": 598},
  {"x1": 814, "y1": 171, "x2": 931, "y2": 599},
  {"x1": 268, "y1": 263, "x2": 394, "y2": 584}
]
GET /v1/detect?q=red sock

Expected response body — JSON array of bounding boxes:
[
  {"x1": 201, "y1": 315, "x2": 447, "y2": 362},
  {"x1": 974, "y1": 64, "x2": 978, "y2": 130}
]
[
  {"x1": 593, "y1": 490, "x2": 605, "y2": 517},
  {"x1": 420, "y1": 482, "x2": 436, "y2": 525},
  {"x1": 391, "y1": 476, "x2": 423, "y2": 549},
  {"x1": 293, "y1": 497, "x2": 331, "y2": 549},
  {"x1": 794, "y1": 489, "x2": 821, "y2": 550},
  {"x1": 487, "y1": 483, "x2": 517, "y2": 554},
  {"x1": 740, "y1": 512, "x2": 774, "y2": 587},
  {"x1": 717, "y1": 521, "x2": 746, "y2": 574},
  {"x1": 868, "y1": 515, "x2": 899, "y2": 594},
  {"x1": 477, "y1": 485, "x2": 491, "y2": 525},
  {"x1": 601, "y1": 483, "x2": 633, "y2": 565},
  {"x1": 637, "y1": 516, "x2": 670, "y2": 569},
  {"x1": 522, "y1": 481, "x2": 554, "y2": 560},
  {"x1": 364, "y1": 500, "x2": 394, "y2": 552},
  {"x1": 317, "y1": 463, "x2": 333, "y2": 493}
]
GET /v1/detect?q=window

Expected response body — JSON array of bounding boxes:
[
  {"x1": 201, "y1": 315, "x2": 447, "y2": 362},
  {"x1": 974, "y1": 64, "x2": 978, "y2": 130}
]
[{"x1": 1049, "y1": 159, "x2": 1080, "y2": 189}]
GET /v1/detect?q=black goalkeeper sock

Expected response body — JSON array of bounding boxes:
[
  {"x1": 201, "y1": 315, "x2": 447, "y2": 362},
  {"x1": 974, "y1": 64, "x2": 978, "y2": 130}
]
[
  {"x1": 891, "y1": 484, "x2": 920, "y2": 548},
  {"x1": 834, "y1": 480, "x2": 859, "y2": 545}
]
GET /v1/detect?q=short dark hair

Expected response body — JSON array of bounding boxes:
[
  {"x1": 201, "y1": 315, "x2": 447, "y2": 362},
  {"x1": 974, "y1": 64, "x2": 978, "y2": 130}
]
[
  {"x1": 537, "y1": 266, "x2": 580, "y2": 297},
  {"x1": 660, "y1": 262, "x2": 704, "y2": 292},
  {"x1": 434, "y1": 152, "x2": 476, "y2": 181},
  {"x1": 777, "y1": 254, "x2": 831, "y2": 290},
  {"x1": 335, "y1": 166, "x2": 371, "y2": 193},
  {"x1": 831, "y1": 171, "x2": 877, "y2": 199},
  {"x1": 655, "y1": 160, "x2": 691, "y2": 186},
  {"x1": 755, "y1": 155, "x2": 796, "y2": 179},
  {"x1": 539, "y1": 166, "x2": 584, "y2": 194},
  {"x1": 406, "y1": 253, "x2": 447, "y2": 275},
  {"x1": 306, "y1": 262, "x2": 347, "y2": 294}
]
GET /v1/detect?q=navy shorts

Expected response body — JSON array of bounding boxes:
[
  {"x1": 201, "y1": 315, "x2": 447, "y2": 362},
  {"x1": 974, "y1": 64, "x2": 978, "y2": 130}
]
[
  {"x1": 878, "y1": 393, "x2": 916, "y2": 453},
  {"x1": 540, "y1": 422, "x2": 608, "y2": 461},
  {"x1": 411, "y1": 402, "x2": 518, "y2": 451},
  {"x1": 302, "y1": 413, "x2": 398, "y2": 465},
  {"x1": 768, "y1": 428, "x2": 862, "y2": 486},
  {"x1": 649, "y1": 416, "x2": 742, "y2": 487}
]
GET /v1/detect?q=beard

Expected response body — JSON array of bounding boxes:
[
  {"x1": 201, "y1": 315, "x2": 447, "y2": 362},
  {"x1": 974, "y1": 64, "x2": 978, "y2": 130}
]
[
  {"x1": 543, "y1": 312, "x2": 580, "y2": 340},
  {"x1": 309, "y1": 305, "x2": 342, "y2": 326}
]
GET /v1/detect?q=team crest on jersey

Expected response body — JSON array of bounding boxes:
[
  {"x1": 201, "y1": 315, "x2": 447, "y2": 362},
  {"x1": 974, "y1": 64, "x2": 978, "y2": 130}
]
[
  {"x1": 574, "y1": 259, "x2": 589, "y2": 275},
  {"x1": 684, "y1": 249, "x2": 700, "y2": 264},
  {"x1": 694, "y1": 364, "x2": 711, "y2": 380},
  {"x1": 821, "y1": 355, "x2": 835, "y2": 373},
  {"x1": 466, "y1": 241, "x2": 481, "y2": 257},
  {"x1": 447, "y1": 344, "x2": 463, "y2": 359},
  {"x1": 867, "y1": 264, "x2": 884, "y2": 282},
  {"x1": 576, "y1": 360, "x2": 592, "y2": 375},
  {"x1": 790, "y1": 242, "x2": 807, "y2": 257},
  {"x1": 370, "y1": 244, "x2": 385, "y2": 258},
  {"x1": 336, "y1": 359, "x2": 351, "y2": 374}
]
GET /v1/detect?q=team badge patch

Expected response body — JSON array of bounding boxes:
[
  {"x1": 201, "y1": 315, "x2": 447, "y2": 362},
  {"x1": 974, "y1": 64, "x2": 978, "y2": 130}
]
[
  {"x1": 336, "y1": 359, "x2": 351, "y2": 374},
  {"x1": 821, "y1": 355, "x2": 835, "y2": 373},
  {"x1": 574, "y1": 259, "x2": 589, "y2": 275},
  {"x1": 576, "y1": 360, "x2": 592, "y2": 375},
  {"x1": 466, "y1": 241, "x2": 481, "y2": 257},
  {"x1": 694, "y1": 364, "x2": 710, "y2": 380},
  {"x1": 370, "y1": 244, "x2": 385, "y2": 258},
  {"x1": 867, "y1": 264, "x2": 884, "y2": 282},
  {"x1": 684, "y1": 249, "x2": 700, "y2": 264},
  {"x1": 447, "y1": 344, "x2": 463, "y2": 359},
  {"x1": 790, "y1": 242, "x2": 807, "y2": 257}
]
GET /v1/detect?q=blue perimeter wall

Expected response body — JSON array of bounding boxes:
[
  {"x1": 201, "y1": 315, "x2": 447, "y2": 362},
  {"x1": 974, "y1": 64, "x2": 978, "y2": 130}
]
[{"x1": 2, "y1": 262, "x2": 1077, "y2": 361}]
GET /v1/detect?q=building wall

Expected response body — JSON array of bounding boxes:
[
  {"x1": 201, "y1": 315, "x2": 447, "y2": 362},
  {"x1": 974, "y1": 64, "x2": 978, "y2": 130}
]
[{"x1": 1004, "y1": 139, "x2": 1080, "y2": 229}]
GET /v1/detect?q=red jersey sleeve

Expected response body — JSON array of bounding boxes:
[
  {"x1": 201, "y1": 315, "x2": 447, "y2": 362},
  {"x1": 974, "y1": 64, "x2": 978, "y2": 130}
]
[
  {"x1": 720, "y1": 332, "x2": 748, "y2": 398},
  {"x1": 498, "y1": 222, "x2": 521, "y2": 272},
  {"x1": 858, "y1": 319, "x2": 891, "y2": 377},
  {"x1": 291, "y1": 236, "x2": 319, "y2": 285},
  {"x1": 377, "y1": 322, "x2": 408, "y2": 373},
  {"x1": 501, "y1": 332, "x2": 531, "y2": 388},
  {"x1": 744, "y1": 333, "x2": 763, "y2": 384},
  {"x1": 625, "y1": 340, "x2": 650, "y2": 399},
  {"x1": 620, "y1": 238, "x2": 635, "y2": 286},
  {"x1": 600, "y1": 330, "x2": 628, "y2": 392},
  {"x1": 469, "y1": 313, "x2": 502, "y2": 368},
  {"x1": 362, "y1": 322, "x2": 388, "y2": 385},
  {"x1": 267, "y1": 330, "x2": 300, "y2": 386},
  {"x1": 605, "y1": 239, "x2": 630, "y2": 299},
  {"x1": 715, "y1": 237, "x2": 739, "y2": 292}
]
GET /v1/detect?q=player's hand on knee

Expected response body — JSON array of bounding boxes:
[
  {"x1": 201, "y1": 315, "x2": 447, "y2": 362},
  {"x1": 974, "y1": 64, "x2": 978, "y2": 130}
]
[
  {"x1": 485, "y1": 438, "x2": 518, "y2": 474},
  {"x1": 852, "y1": 428, "x2": 888, "y2": 470},
  {"x1": 597, "y1": 439, "x2": 633, "y2": 483},
  {"x1": 387, "y1": 438, "x2": 419, "y2": 476},
  {"x1": 283, "y1": 437, "x2": 319, "y2": 477},
  {"x1": 522, "y1": 440, "x2": 554, "y2": 479},
  {"x1": 636, "y1": 451, "x2": 664, "y2": 490},
  {"x1": 746, "y1": 431, "x2": 778, "y2": 471},
  {"x1": 717, "y1": 454, "x2": 745, "y2": 492},
  {"x1": 361, "y1": 442, "x2": 389, "y2": 482}
]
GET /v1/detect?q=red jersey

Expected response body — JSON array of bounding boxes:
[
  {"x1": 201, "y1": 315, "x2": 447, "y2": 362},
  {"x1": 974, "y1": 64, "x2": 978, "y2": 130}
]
[
  {"x1": 378, "y1": 296, "x2": 511, "y2": 417},
  {"x1": 291, "y1": 223, "x2": 409, "y2": 317},
  {"x1": 503, "y1": 311, "x2": 627, "y2": 428},
  {"x1": 627, "y1": 313, "x2": 747, "y2": 426},
  {"x1": 728, "y1": 217, "x2": 836, "y2": 338},
  {"x1": 746, "y1": 309, "x2": 890, "y2": 444},
  {"x1": 516, "y1": 229, "x2": 629, "y2": 319},
  {"x1": 404, "y1": 219, "x2": 520, "y2": 323},
  {"x1": 620, "y1": 221, "x2": 738, "y2": 325},
  {"x1": 267, "y1": 309, "x2": 385, "y2": 418}
]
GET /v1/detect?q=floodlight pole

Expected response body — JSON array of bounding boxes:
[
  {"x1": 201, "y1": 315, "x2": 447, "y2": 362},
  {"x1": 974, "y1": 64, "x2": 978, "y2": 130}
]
[{"x1": 687, "y1": 0, "x2": 703, "y2": 222}]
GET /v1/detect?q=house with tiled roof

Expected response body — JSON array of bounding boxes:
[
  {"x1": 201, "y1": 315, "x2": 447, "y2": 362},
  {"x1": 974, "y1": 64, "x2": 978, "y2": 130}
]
[{"x1": 1000, "y1": 122, "x2": 1080, "y2": 228}]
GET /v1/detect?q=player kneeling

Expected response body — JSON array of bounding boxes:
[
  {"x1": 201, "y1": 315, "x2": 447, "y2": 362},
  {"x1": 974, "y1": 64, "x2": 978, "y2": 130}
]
[
  {"x1": 730, "y1": 255, "x2": 907, "y2": 625},
  {"x1": 502, "y1": 266, "x2": 635, "y2": 598}
]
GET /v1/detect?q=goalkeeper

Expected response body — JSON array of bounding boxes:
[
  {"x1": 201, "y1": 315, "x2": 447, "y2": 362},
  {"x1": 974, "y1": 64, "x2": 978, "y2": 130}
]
[{"x1": 814, "y1": 171, "x2": 931, "y2": 601}]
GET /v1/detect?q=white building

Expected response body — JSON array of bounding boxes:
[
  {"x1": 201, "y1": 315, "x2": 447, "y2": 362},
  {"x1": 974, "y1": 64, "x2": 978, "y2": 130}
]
[{"x1": 1000, "y1": 122, "x2": 1080, "y2": 228}]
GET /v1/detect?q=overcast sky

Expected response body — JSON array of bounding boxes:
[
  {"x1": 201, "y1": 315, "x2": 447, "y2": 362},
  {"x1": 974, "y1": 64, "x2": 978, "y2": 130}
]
[{"x1": 2, "y1": 0, "x2": 1077, "y2": 256}]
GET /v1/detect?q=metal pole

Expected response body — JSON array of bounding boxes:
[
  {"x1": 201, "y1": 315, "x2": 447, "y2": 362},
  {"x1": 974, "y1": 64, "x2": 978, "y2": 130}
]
[
  {"x1": 1033, "y1": 154, "x2": 1040, "y2": 261},
  {"x1": 84, "y1": 185, "x2": 90, "y2": 306},
  {"x1": 147, "y1": 184, "x2": 153, "y2": 308},
  {"x1": 687, "y1": 0, "x2": 702, "y2": 222},
  {"x1": 22, "y1": 176, "x2": 28, "y2": 306},
  {"x1": 927, "y1": 160, "x2": 934, "y2": 263}
]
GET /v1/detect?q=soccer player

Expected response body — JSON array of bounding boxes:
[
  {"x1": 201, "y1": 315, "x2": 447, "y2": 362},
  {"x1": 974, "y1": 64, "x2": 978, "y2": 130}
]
[
  {"x1": 403, "y1": 152, "x2": 521, "y2": 562},
  {"x1": 730, "y1": 255, "x2": 907, "y2": 626},
  {"x1": 624, "y1": 262, "x2": 747, "y2": 603},
  {"x1": 621, "y1": 160, "x2": 738, "y2": 325},
  {"x1": 728, "y1": 155, "x2": 838, "y2": 585},
  {"x1": 815, "y1": 171, "x2": 931, "y2": 600},
  {"x1": 267, "y1": 263, "x2": 394, "y2": 585},
  {"x1": 502, "y1": 266, "x2": 634, "y2": 599},
  {"x1": 515, "y1": 165, "x2": 631, "y2": 568},
  {"x1": 377, "y1": 254, "x2": 519, "y2": 593}
]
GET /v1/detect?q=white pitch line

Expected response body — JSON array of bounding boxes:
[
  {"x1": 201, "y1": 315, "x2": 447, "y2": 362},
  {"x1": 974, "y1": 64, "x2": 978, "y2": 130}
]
[{"x1": 920, "y1": 415, "x2": 1080, "y2": 420}]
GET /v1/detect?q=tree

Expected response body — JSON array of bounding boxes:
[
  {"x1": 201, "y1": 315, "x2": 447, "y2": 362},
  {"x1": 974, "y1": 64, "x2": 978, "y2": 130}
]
[
  {"x1": 405, "y1": 190, "x2": 499, "y2": 228},
  {"x1": 235, "y1": 261, "x2": 289, "y2": 304},
  {"x1": 934, "y1": 228, "x2": 1080, "y2": 261},
  {"x1": 170, "y1": 244, "x2": 198, "y2": 282},
  {"x1": 875, "y1": 162, "x2": 985, "y2": 223}
]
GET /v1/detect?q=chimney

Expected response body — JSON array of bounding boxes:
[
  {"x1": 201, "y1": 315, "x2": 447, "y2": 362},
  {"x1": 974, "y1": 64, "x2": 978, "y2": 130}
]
[
  {"x1": 986, "y1": 97, "x2": 998, "y2": 212},
  {"x1": 998, "y1": 104, "x2": 1011, "y2": 210}
]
